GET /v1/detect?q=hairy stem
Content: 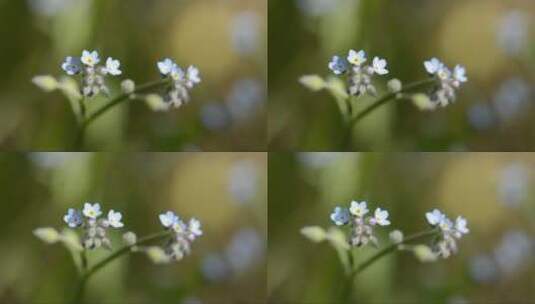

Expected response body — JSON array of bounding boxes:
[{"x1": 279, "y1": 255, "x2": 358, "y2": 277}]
[
  {"x1": 73, "y1": 78, "x2": 170, "y2": 149},
  {"x1": 341, "y1": 229, "x2": 439, "y2": 302},
  {"x1": 71, "y1": 230, "x2": 171, "y2": 304},
  {"x1": 341, "y1": 78, "x2": 436, "y2": 149}
]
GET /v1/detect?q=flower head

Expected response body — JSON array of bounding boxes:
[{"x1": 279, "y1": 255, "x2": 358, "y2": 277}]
[
  {"x1": 425, "y1": 208, "x2": 469, "y2": 258},
  {"x1": 422, "y1": 58, "x2": 467, "y2": 107},
  {"x1": 349, "y1": 201, "x2": 369, "y2": 217},
  {"x1": 328, "y1": 55, "x2": 348, "y2": 75},
  {"x1": 60, "y1": 50, "x2": 122, "y2": 97},
  {"x1": 372, "y1": 57, "x2": 389, "y2": 75},
  {"x1": 154, "y1": 58, "x2": 201, "y2": 110},
  {"x1": 81, "y1": 50, "x2": 100, "y2": 67},
  {"x1": 64, "y1": 208, "x2": 83, "y2": 228},
  {"x1": 159, "y1": 211, "x2": 179, "y2": 228},
  {"x1": 330, "y1": 206, "x2": 350, "y2": 226},
  {"x1": 107, "y1": 210, "x2": 124, "y2": 228},
  {"x1": 104, "y1": 57, "x2": 122, "y2": 76},
  {"x1": 150, "y1": 211, "x2": 203, "y2": 263},
  {"x1": 347, "y1": 49, "x2": 367, "y2": 66},
  {"x1": 83, "y1": 202, "x2": 102, "y2": 219},
  {"x1": 62, "y1": 56, "x2": 81, "y2": 75}
]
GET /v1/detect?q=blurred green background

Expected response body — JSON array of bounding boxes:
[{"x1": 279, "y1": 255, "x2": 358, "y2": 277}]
[
  {"x1": 0, "y1": 152, "x2": 266, "y2": 303},
  {"x1": 269, "y1": 152, "x2": 535, "y2": 303},
  {"x1": 0, "y1": 0, "x2": 266, "y2": 151},
  {"x1": 268, "y1": 0, "x2": 534, "y2": 151}
]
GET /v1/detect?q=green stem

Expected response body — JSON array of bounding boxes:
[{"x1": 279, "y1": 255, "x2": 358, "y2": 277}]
[
  {"x1": 350, "y1": 78, "x2": 436, "y2": 126},
  {"x1": 341, "y1": 78, "x2": 436, "y2": 149},
  {"x1": 74, "y1": 78, "x2": 170, "y2": 148},
  {"x1": 80, "y1": 250, "x2": 88, "y2": 273},
  {"x1": 71, "y1": 230, "x2": 171, "y2": 304},
  {"x1": 341, "y1": 229, "x2": 439, "y2": 302}
]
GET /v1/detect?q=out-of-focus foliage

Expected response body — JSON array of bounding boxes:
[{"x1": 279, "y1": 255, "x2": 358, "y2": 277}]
[
  {"x1": 268, "y1": 0, "x2": 535, "y2": 151},
  {"x1": 268, "y1": 152, "x2": 535, "y2": 303},
  {"x1": 0, "y1": 152, "x2": 267, "y2": 303},
  {"x1": 0, "y1": 0, "x2": 266, "y2": 151}
]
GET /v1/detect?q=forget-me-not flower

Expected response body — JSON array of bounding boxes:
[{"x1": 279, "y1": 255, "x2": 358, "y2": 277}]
[
  {"x1": 104, "y1": 57, "x2": 122, "y2": 76},
  {"x1": 330, "y1": 206, "x2": 350, "y2": 226},
  {"x1": 106, "y1": 210, "x2": 124, "y2": 228},
  {"x1": 64, "y1": 208, "x2": 83, "y2": 228},
  {"x1": 81, "y1": 50, "x2": 100, "y2": 67},
  {"x1": 328, "y1": 56, "x2": 348, "y2": 75},
  {"x1": 83, "y1": 202, "x2": 102, "y2": 219},
  {"x1": 159, "y1": 211, "x2": 180, "y2": 228},
  {"x1": 61, "y1": 56, "x2": 81, "y2": 75}
]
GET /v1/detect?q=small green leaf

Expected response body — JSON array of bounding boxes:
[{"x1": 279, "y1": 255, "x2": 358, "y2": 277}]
[
  {"x1": 33, "y1": 227, "x2": 61, "y2": 244},
  {"x1": 300, "y1": 226, "x2": 327, "y2": 243},
  {"x1": 326, "y1": 227, "x2": 350, "y2": 251},
  {"x1": 32, "y1": 75, "x2": 59, "y2": 92},
  {"x1": 299, "y1": 75, "x2": 326, "y2": 92},
  {"x1": 325, "y1": 76, "x2": 349, "y2": 100}
]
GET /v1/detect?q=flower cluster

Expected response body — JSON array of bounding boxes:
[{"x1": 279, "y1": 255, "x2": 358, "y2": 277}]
[
  {"x1": 63, "y1": 202, "x2": 124, "y2": 250},
  {"x1": 157, "y1": 211, "x2": 203, "y2": 262},
  {"x1": 425, "y1": 208, "x2": 469, "y2": 258},
  {"x1": 61, "y1": 50, "x2": 122, "y2": 97},
  {"x1": 156, "y1": 58, "x2": 201, "y2": 109},
  {"x1": 328, "y1": 49, "x2": 389, "y2": 97},
  {"x1": 423, "y1": 58, "x2": 467, "y2": 107},
  {"x1": 330, "y1": 200, "x2": 390, "y2": 247}
]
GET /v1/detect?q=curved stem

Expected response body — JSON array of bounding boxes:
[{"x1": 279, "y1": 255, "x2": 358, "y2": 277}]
[
  {"x1": 71, "y1": 230, "x2": 171, "y2": 304},
  {"x1": 341, "y1": 229, "x2": 439, "y2": 302},
  {"x1": 349, "y1": 78, "x2": 436, "y2": 127},
  {"x1": 74, "y1": 78, "x2": 170, "y2": 148}
]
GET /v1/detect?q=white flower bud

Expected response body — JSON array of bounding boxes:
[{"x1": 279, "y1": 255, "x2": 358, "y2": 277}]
[
  {"x1": 389, "y1": 230, "x2": 404, "y2": 244},
  {"x1": 121, "y1": 79, "x2": 136, "y2": 94},
  {"x1": 123, "y1": 231, "x2": 137, "y2": 246},
  {"x1": 387, "y1": 78, "x2": 402, "y2": 93}
]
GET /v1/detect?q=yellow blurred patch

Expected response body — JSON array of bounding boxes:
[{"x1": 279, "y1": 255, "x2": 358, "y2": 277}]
[
  {"x1": 170, "y1": 1, "x2": 239, "y2": 80},
  {"x1": 438, "y1": 0, "x2": 506, "y2": 81}
]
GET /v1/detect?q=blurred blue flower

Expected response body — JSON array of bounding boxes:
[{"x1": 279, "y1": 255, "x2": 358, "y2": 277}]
[
  {"x1": 228, "y1": 160, "x2": 259, "y2": 205},
  {"x1": 230, "y1": 11, "x2": 260, "y2": 56},
  {"x1": 225, "y1": 228, "x2": 264, "y2": 274},
  {"x1": 330, "y1": 206, "x2": 350, "y2": 226},
  {"x1": 226, "y1": 78, "x2": 265, "y2": 122},
  {"x1": 498, "y1": 162, "x2": 530, "y2": 208}
]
